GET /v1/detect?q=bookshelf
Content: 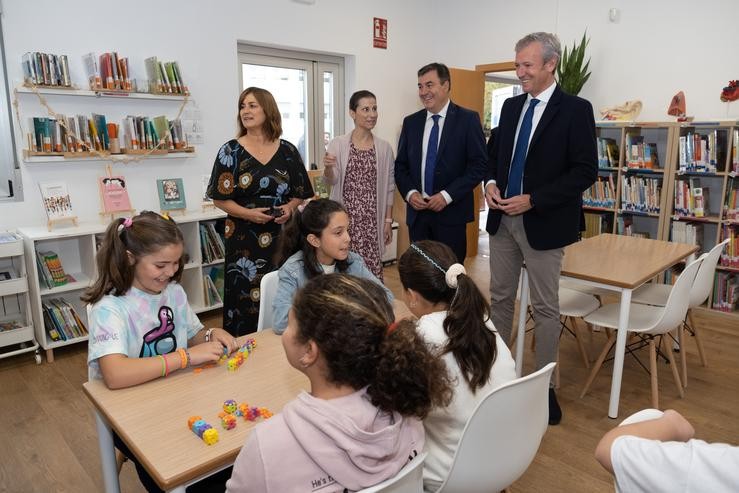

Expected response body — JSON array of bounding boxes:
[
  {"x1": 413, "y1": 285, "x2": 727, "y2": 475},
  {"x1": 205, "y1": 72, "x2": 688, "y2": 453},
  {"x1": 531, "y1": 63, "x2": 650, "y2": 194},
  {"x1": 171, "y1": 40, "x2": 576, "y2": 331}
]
[
  {"x1": 590, "y1": 120, "x2": 739, "y2": 318},
  {"x1": 0, "y1": 233, "x2": 40, "y2": 363},
  {"x1": 18, "y1": 209, "x2": 226, "y2": 363},
  {"x1": 15, "y1": 83, "x2": 195, "y2": 164}
]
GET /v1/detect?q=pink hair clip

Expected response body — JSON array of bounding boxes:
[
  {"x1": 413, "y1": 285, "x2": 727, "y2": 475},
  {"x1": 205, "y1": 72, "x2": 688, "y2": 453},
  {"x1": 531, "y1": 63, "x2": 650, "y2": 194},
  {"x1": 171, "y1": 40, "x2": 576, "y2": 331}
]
[{"x1": 117, "y1": 217, "x2": 133, "y2": 234}]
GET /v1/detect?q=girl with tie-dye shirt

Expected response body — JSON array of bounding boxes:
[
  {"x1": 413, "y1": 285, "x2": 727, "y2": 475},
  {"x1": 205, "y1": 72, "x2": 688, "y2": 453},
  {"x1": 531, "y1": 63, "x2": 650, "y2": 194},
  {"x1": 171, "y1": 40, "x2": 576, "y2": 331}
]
[
  {"x1": 83, "y1": 211, "x2": 238, "y2": 390},
  {"x1": 83, "y1": 211, "x2": 239, "y2": 493}
]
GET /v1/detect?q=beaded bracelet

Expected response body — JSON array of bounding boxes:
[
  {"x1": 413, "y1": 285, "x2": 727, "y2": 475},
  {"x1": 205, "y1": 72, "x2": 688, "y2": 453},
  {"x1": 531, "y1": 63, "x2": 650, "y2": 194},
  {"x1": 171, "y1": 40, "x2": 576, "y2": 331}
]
[
  {"x1": 184, "y1": 348, "x2": 191, "y2": 368},
  {"x1": 158, "y1": 355, "x2": 166, "y2": 378}
]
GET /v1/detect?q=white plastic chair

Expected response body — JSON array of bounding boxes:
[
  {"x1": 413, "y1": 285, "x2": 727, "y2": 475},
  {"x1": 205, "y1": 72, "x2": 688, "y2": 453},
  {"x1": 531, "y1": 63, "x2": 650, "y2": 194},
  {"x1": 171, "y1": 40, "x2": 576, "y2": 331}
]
[
  {"x1": 558, "y1": 286, "x2": 600, "y2": 365},
  {"x1": 436, "y1": 362, "x2": 556, "y2": 493},
  {"x1": 357, "y1": 451, "x2": 427, "y2": 493},
  {"x1": 631, "y1": 239, "x2": 729, "y2": 385},
  {"x1": 580, "y1": 256, "x2": 703, "y2": 409},
  {"x1": 256, "y1": 271, "x2": 279, "y2": 332}
]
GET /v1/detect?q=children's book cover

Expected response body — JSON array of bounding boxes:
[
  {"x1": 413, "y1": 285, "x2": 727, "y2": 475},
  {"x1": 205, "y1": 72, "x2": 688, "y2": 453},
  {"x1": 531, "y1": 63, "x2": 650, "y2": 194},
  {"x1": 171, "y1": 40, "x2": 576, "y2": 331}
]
[
  {"x1": 99, "y1": 175, "x2": 132, "y2": 213},
  {"x1": 157, "y1": 178, "x2": 186, "y2": 210},
  {"x1": 39, "y1": 182, "x2": 75, "y2": 219}
]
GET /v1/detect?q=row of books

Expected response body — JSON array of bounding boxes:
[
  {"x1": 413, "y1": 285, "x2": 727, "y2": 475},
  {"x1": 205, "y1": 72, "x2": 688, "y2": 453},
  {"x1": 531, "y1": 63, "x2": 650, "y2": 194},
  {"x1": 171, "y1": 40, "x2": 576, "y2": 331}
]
[
  {"x1": 719, "y1": 225, "x2": 739, "y2": 269},
  {"x1": 22, "y1": 52, "x2": 71, "y2": 87},
  {"x1": 144, "y1": 57, "x2": 188, "y2": 95},
  {"x1": 724, "y1": 187, "x2": 739, "y2": 221},
  {"x1": 597, "y1": 137, "x2": 619, "y2": 168},
  {"x1": 732, "y1": 129, "x2": 739, "y2": 173},
  {"x1": 671, "y1": 221, "x2": 703, "y2": 249},
  {"x1": 583, "y1": 175, "x2": 616, "y2": 208},
  {"x1": 678, "y1": 130, "x2": 726, "y2": 173},
  {"x1": 23, "y1": 51, "x2": 188, "y2": 95},
  {"x1": 30, "y1": 114, "x2": 110, "y2": 153},
  {"x1": 42, "y1": 298, "x2": 88, "y2": 341},
  {"x1": 621, "y1": 176, "x2": 661, "y2": 214},
  {"x1": 200, "y1": 223, "x2": 225, "y2": 264},
  {"x1": 674, "y1": 179, "x2": 709, "y2": 217},
  {"x1": 35, "y1": 250, "x2": 72, "y2": 289},
  {"x1": 625, "y1": 134, "x2": 660, "y2": 169},
  {"x1": 28, "y1": 115, "x2": 187, "y2": 154},
  {"x1": 582, "y1": 212, "x2": 613, "y2": 239},
  {"x1": 204, "y1": 266, "x2": 224, "y2": 307},
  {"x1": 82, "y1": 52, "x2": 132, "y2": 91},
  {"x1": 712, "y1": 272, "x2": 738, "y2": 312},
  {"x1": 122, "y1": 116, "x2": 187, "y2": 151}
]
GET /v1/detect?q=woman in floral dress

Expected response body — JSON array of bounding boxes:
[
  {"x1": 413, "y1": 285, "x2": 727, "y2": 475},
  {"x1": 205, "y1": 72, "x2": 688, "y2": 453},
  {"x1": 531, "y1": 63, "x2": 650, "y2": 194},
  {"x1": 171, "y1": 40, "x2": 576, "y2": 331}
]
[
  {"x1": 324, "y1": 90, "x2": 395, "y2": 280},
  {"x1": 208, "y1": 87, "x2": 313, "y2": 335}
]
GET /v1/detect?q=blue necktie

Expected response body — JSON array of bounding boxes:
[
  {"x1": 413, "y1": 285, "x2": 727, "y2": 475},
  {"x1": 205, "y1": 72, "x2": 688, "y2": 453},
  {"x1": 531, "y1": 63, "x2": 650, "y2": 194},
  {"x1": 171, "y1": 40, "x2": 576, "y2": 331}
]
[
  {"x1": 424, "y1": 114, "x2": 441, "y2": 195},
  {"x1": 507, "y1": 98, "x2": 539, "y2": 197}
]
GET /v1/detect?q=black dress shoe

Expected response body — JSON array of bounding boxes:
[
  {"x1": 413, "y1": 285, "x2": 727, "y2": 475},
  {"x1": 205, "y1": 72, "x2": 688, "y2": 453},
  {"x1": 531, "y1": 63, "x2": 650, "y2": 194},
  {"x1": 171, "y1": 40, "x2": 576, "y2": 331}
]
[{"x1": 548, "y1": 388, "x2": 562, "y2": 425}]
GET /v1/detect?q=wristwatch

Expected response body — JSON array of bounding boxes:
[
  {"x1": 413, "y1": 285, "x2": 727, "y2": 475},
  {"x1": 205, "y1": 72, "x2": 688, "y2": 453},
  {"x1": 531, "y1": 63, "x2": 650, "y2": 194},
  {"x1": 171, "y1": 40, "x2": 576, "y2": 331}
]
[{"x1": 205, "y1": 328, "x2": 214, "y2": 342}]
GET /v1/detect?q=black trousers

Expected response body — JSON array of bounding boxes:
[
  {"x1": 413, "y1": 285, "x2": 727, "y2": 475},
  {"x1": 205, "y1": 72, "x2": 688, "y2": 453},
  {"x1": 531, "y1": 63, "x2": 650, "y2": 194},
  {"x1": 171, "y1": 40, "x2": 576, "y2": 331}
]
[
  {"x1": 408, "y1": 211, "x2": 468, "y2": 263},
  {"x1": 113, "y1": 433, "x2": 231, "y2": 493}
]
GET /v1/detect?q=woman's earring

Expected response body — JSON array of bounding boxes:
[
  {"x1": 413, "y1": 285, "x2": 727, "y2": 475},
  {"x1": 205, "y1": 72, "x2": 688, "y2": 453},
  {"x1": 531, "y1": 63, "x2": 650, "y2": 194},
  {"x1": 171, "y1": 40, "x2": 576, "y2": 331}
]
[{"x1": 409, "y1": 300, "x2": 417, "y2": 308}]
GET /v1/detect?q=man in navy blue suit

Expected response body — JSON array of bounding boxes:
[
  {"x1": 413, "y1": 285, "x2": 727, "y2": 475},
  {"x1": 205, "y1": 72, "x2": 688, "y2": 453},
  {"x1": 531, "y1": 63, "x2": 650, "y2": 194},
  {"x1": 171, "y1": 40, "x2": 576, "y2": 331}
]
[
  {"x1": 395, "y1": 63, "x2": 487, "y2": 263},
  {"x1": 485, "y1": 33, "x2": 597, "y2": 425}
]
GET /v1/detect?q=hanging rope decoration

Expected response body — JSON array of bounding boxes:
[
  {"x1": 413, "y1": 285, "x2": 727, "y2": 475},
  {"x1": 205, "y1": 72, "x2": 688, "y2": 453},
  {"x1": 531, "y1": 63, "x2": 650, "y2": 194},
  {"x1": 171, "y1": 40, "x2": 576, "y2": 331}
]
[{"x1": 14, "y1": 82, "x2": 191, "y2": 165}]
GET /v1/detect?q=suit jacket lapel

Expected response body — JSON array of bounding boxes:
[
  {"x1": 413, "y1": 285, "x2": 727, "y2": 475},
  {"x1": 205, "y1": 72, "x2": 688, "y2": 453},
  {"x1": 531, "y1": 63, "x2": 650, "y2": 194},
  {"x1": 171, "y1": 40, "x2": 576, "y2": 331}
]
[
  {"x1": 503, "y1": 95, "x2": 527, "y2": 166},
  {"x1": 436, "y1": 101, "x2": 456, "y2": 158},
  {"x1": 529, "y1": 85, "x2": 562, "y2": 150}
]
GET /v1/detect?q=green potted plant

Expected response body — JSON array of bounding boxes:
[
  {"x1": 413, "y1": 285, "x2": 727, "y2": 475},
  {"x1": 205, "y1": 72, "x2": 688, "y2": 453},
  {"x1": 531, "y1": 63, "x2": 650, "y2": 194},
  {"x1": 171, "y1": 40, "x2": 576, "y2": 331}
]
[{"x1": 556, "y1": 31, "x2": 591, "y2": 96}]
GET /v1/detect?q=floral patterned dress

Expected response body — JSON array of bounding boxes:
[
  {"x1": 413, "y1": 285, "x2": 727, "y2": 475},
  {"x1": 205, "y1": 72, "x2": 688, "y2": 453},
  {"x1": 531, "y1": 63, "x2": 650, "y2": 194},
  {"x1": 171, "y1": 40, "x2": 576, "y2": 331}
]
[
  {"x1": 343, "y1": 143, "x2": 383, "y2": 280},
  {"x1": 208, "y1": 139, "x2": 313, "y2": 336}
]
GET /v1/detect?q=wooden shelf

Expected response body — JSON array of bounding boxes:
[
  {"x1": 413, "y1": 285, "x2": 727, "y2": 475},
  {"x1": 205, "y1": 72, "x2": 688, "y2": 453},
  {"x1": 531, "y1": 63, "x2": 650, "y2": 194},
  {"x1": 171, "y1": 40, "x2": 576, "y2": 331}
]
[
  {"x1": 16, "y1": 86, "x2": 188, "y2": 101},
  {"x1": 24, "y1": 153, "x2": 196, "y2": 164}
]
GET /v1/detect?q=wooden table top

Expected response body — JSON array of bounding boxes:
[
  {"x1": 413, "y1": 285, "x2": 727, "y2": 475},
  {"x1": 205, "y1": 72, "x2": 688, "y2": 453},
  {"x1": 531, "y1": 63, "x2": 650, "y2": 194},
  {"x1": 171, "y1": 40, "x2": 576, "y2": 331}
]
[
  {"x1": 83, "y1": 331, "x2": 309, "y2": 490},
  {"x1": 561, "y1": 234, "x2": 699, "y2": 289}
]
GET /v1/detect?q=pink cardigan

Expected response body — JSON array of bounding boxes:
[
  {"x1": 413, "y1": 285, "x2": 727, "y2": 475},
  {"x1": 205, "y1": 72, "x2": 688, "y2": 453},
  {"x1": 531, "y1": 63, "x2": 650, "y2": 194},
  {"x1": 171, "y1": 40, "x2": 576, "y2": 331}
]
[{"x1": 325, "y1": 132, "x2": 395, "y2": 254}]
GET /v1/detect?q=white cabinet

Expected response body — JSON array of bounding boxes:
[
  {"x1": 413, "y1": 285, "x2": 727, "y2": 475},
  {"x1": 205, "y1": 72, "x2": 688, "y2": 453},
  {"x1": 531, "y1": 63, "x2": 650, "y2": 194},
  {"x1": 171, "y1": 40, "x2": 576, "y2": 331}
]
[
  {"x1": 0, "y1": 233, "x2": 40, "y2": 363},
  {"x1": 19, "y1": 210, "x2": 225, "y2": 362}
]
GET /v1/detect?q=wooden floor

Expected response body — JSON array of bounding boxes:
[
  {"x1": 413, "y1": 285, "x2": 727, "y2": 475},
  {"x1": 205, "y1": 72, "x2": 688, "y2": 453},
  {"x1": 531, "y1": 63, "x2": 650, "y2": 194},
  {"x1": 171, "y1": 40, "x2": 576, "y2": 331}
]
[{"x1": 1, "y1": 230, "x2": 737, "y2": 492}]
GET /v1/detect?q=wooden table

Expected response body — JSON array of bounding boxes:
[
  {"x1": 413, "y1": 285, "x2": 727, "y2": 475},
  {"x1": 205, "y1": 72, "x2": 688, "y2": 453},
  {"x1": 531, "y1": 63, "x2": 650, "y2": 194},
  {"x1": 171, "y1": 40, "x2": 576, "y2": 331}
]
[
  {"x1": 83, "y1": 331, "x2": 309, "y2": 493},
  {"x1": 514, "y1": 233, "x2": 698, "y2": 418}
]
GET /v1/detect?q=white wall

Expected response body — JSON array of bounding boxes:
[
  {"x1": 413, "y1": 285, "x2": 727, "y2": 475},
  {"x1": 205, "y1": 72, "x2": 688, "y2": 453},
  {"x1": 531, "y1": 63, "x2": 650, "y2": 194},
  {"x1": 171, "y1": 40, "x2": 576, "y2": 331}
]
[
  {"x1": 433, "y1": 0, "x2": 739, "y2": 121},
  {"x1": 1, "y1": 0, "x2": 432, "y2": 229},
  {"x1": 4, "y1": 0, "x2": 739, "y2": 229}
]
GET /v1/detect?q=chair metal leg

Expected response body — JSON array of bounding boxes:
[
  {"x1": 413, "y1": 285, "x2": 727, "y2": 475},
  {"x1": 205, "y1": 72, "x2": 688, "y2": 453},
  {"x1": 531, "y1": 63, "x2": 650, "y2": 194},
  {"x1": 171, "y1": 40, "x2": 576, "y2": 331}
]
[
  {"x1": 554, "y1": 345, "x2": 561, "y2": 389},
  {"x1": 662, "y1": 332, "x2": 684, "y2": 398},
  {"x1": 687, "y1": 309, "x2": 708, "y2": 367},
  {"x1": 649, "y1": 338, "x2": 659, "y2": 409},
  {"x1": 580, "y1": 332, "x2": 616, "y2": 398}
]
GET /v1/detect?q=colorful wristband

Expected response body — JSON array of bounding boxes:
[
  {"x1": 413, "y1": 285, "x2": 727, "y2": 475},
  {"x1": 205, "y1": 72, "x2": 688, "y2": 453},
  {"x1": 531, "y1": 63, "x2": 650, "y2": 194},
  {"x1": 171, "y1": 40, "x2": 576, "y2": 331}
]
[
  {"x1": 158, "y1": 355, "x2": 166, "y2": 378},
  {"x1": 164, "y1": 354, "x2": 170, "y2": 376},
  {"x1": 184, "y1": 348, "x2": 191, "y2": 368},
  {"x1": 178, "y1": 348, "x2": 188, "y2": 369}
]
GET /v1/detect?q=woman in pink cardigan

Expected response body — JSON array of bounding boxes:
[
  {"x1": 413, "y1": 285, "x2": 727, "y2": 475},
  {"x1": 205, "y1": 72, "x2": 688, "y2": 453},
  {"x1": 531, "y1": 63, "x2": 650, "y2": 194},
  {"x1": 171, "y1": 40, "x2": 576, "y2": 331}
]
[{"x1": 323, "y1": 90, "x2": 395, "y2": 280}]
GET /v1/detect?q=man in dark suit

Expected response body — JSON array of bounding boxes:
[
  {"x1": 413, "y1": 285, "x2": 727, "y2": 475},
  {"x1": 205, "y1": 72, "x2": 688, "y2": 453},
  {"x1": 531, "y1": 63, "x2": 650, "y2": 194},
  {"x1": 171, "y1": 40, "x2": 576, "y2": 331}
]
[
  {"x1": 485, "y1": 33, "x2": 597, "y2": 425},
  {"x1": 395, "y1": 63, "x2": 487, "y2": 263}
]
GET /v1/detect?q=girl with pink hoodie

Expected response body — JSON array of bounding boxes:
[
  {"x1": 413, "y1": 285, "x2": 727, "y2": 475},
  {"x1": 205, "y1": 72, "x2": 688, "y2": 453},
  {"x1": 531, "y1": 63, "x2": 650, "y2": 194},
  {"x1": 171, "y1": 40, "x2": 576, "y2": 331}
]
[{"x1": 227, "y1": 273, "x2": 452, "y2": 492}]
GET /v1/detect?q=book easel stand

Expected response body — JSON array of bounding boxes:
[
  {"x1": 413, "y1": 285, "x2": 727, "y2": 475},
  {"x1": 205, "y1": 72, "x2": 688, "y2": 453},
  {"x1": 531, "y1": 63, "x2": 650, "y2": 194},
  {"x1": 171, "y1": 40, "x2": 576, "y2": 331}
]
[
  {"x1": 47, "y1": 216, "x2": 78, "y2": 232},
  {"x1": 161, "y1": 208, "x2": 186, "y2": 217},
  {"x1": 98, "y1": 164, "x2": 136, "y2": 223},
  {"x1": 100, "y1": 209, "x2": 136, "y2": 223}
]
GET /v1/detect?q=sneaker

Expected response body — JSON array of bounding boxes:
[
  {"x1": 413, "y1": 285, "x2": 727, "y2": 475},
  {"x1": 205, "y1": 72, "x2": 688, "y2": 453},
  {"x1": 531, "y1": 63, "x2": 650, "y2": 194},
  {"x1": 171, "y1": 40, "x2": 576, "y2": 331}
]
[
  {"x1": 548, "y1": 388, "x2": 562, "y2": 425},
  {"x1": 720, "y1": 80, "x2": 739, "y2": 102}
]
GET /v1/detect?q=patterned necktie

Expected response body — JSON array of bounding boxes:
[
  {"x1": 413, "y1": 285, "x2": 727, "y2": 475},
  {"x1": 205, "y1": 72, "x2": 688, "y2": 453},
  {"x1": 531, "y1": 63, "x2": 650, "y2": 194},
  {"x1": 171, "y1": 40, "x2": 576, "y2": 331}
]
[
  {"x1": 424, "y1": 114, "x2": 441, "y2": 195},
  {"x1": 506, "y1": 98, "x2": 540, "y2": 197}
]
